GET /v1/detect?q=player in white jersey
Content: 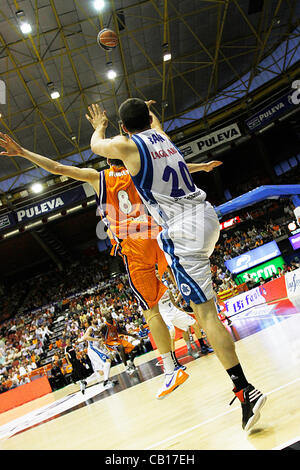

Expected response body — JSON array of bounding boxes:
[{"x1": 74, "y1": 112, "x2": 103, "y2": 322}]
[
  {"x1": 158, "y1": 289, "x2": 200, "y2": 362},
  {"x1": 77, "y1": 318, "x2": 118, "y2": 394},
  {"x1": 88, "y1": 99, "x2": 267, "y2": 431}
]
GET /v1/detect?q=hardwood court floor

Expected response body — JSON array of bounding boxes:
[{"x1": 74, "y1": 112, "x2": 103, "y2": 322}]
[{"x1": 1, "y1": 298, "x2": 300, "y2": 450}]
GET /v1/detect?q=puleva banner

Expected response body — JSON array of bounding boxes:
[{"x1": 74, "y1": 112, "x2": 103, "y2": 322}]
[
  {"x1": 0, "y1": 183, "x2": 94, "y2": 232},
  {"x1": 245, "y1": 89, "x2": 298, "y2": 133},
  {"x1": 179, "y1": 123, "x2": 241, "y2": 158}
]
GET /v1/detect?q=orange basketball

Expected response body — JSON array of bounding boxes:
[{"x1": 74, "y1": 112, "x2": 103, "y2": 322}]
[{"x1": 97, "y1": 28, "x2": 118, "y2": 51}]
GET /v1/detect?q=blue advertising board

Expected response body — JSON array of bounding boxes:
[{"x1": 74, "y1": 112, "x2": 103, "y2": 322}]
[
  {"x1": 0, "y1": 183, "x2": 94, "y2": 233},
  {"x1": 224, "y1": 241, "x2": 281, "y2": 274},
  {"x1": 245, "y1": 90, "x2": 298, "y2": 133}
]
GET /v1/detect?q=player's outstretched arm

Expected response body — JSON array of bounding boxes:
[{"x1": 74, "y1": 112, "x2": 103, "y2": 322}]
[
  {"x1": 187, "y1": 161, "x2": 223, "y2": 173},
  {"x1": 0, "y1": 132, "x2": 99, "y2": 189},
  {"x1": 145, "y1": 100, "x2": 169, "y2": 139}
]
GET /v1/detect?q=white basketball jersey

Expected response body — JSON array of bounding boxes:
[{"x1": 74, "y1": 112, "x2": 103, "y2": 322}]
[{"x1": 131, "y1": 129, "x2": 206, "y2": 226}]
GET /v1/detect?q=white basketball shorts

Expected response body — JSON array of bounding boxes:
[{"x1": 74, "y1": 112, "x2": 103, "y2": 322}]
[
  {"x1": 87, "y1": 343, "x2": 110, "y2": 372},
  {"x1": 158, "y1": 291, "x2": 195, "y2": 331},
  {"x1": 158, "y1": 200, "x2": 220, "y2": 305}
]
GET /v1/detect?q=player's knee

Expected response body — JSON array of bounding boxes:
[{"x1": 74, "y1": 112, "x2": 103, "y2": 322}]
[{"x1": 144, "y1": 310, "x2": 162, "y2": 324}]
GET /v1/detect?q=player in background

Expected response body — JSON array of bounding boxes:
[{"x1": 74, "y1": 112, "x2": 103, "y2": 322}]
[
  {"x1": 160, "y1": 277, "x2": 214, "y2": 360},
  {"x1": 99, "y1": 309, "x2": 142, "y2": 374},
  {"x1": 0, "y1": 130, "x2": 219, "y2": 400},
  {"x1": 77, "y1": 317, "x2": 118, "y2": 394},
  {"x1": 87, "y1": 99, "x2": 267, "y2": 431},
  {"x1": 64, "y1": 337, "x2": 89, "y2": 385}
]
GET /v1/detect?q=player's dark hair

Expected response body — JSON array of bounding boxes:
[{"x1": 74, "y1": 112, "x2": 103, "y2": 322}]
[
  {"x1": 119, "y1": 98, "x2": 151, "y2": 133},
  {"x1": 108, "y1": 158, "x2": 124, "y2": 167}
]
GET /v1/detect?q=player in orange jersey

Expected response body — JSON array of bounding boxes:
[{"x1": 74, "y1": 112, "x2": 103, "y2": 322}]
[
  {"x1": 98, "y1": 310, "x2": 141, "y2": 374},
  {"x1": 0, "y1": 122, "x2": 220, "y2": 399}
]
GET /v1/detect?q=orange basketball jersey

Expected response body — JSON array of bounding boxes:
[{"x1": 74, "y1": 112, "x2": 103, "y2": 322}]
[
  {"x1": 96, "y1": 166, "x2": 160, "y2": 243},
  {"x1": 104, "y1": 319, "x2": 120, "y2": 345}
]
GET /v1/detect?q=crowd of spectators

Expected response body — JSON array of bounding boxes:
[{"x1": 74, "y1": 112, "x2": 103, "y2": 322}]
[
  {"x1": 0, "y1": 197, "x2": 299, "y2": 393},
  {"x1": 210, "y1": 199, "x2": 299, "y2": 293},
  {"x1": 0, "y1": 267, "x2": 150, "y2": 393}
]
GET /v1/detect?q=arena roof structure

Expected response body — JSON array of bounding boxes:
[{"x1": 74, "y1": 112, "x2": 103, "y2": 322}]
[
  {"x1": 0, "y1": 0, "x2": 299, "y2": 280},
  {"x1": 0, "y1": 0, "x2": 299, "y2": 194}
]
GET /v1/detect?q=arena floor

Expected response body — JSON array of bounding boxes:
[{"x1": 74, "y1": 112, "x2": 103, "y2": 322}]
[{"x1": 0, "y1": 297, "x2": 300, "y2": 451}]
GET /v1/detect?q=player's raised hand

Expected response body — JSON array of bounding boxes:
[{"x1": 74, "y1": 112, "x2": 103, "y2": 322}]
[
  {"x1": 204, "y1": 161, "x2": 223, "y2": 172},
  {"x1": 86, "y1": 103, "x2": 108, "y2": 130},
  {"x1": 145, "y1": 100, "x2": 156, "y2": 108},
  {"x1": 0, "y1": 133, "x2": 24, "y2": 157}
]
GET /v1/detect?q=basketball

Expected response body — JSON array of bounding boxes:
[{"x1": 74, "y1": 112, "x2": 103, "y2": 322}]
[{"x1": 97, "y1": 28, "x2": 118, "y2": 51}]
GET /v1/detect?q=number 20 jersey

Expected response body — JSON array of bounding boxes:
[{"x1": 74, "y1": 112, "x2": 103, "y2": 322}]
[{"x1": 131, "y1": 129, "x2": 206, "y2": 227}]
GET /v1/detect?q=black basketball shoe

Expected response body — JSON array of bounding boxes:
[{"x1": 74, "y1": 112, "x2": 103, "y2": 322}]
[{"x1": 230, "y1": 384, "x2": 267, "y2": 431}]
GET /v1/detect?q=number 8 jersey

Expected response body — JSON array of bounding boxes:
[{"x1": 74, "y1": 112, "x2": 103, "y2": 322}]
[
  {"x1": 96, "y1": 165, "x2": 160, "y2": 244},
  {"x1": 131, "y1": 129, "x2": 206, "y2": 227}
]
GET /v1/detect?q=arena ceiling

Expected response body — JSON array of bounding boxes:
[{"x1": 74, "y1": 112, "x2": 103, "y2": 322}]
[
  {"x1": 0, "y1": 0, "x2": 299, "y2": 195},
  {"x1": 0, "y1": 0, "x2": 300, "y2": 283}
]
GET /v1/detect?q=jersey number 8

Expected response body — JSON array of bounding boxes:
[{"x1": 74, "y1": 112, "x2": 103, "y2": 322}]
[{"x1": 118, "y1": 190, "x2": 132, "y2": 214}]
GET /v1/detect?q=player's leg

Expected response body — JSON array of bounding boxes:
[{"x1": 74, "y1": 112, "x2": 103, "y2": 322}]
[
  {"x1": 182, "y1": 329, "x2": 200, "y2": 359},
  {"x1": 165, "y1": 323, "x2": 186, "y2": 370},
  {"x1": 143, "y1": 303, "x2": 189, "y2": 399},
  {"x1": 159, "y1": 202, "x2": 266, "y2": 429},
  {"x1": 191, "y1": 321, "x2": 214, "y2": 354},
  {"x1": 123, "y1": 341, "x2": 140, "y2": 373},
  {"x1": 121, "y1": 238, "x2": 189, "y2": 396}
]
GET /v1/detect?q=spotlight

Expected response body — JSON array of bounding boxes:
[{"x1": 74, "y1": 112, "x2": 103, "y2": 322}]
[
  {"x1": 94, "y1": 0, "x2": 105, "y2": 11},
  {"x1": 16, "y1": 10, "x2": 32, "y2": 35},
  {"x1": 31, "y1": 182, "x2": 43, "y2": 193},
  {"x1": 50, "y1": 90, "x2": 60, "y2": 100},
  {"x1": 107, "y1": 69, "x2": 117, "y2": 80},
  {"x1": 20, "y1": 22, "x2": 32, "y2": 34},
  {"x1": 47, "y1": 82, "x2": 60, "y2": 100},
  {"x1": 106, "y1": 62, "x2": 117, "y2": 80},
  {"x1": 162, "y1": 42, "x2": 171, "y2": 62}
]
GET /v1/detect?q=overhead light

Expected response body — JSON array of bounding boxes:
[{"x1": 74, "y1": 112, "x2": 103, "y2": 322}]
[
  {"x1": 50, "y1": 90, "x2": 60, "y2": 100},
  {"x1": 16, "y1": 11, "x2": 32, "y2": 35},
  {"x1": 20, "y1": 22, "x2": 32, "y2": 34},
  {"x1": 94, "y1": 0, "x2": 105, "y2": 11},
  {"x1": 47, "y1": 81, "x2": 60, "y2": 100},
  {"x1": 106, "y1": 62, "x2": 117, "y2": 80},
  {"x1": 31, "y1": 182, "x2": 43, "y2": 193},
  {"x1": 162, "y1": 42, "x2": 171, "y2": 62},
  {"x1": 107, "y1": 69, "x2": 117, "y2": 80}
]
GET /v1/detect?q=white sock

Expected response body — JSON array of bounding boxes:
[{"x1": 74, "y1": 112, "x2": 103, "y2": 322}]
[
  {"x1": 103, "y1": 361, "x2": 111, "y2": 382},
  {"x1": 161, "y1": 352, "x2": 175, "y2": 375}
]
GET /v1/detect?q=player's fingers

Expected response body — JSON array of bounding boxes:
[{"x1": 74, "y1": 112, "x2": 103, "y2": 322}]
[
  {"x1": 93, "y1": 103, "x2": 99, "y2": 115},
  {"x1": 88, "y1": 106, "x2": 94, "y2": 118}
]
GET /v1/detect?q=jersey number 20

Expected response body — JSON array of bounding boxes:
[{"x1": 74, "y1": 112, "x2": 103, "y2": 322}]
[{"x1": 162, "y1": 161, "x2": 195, "y2": 197}]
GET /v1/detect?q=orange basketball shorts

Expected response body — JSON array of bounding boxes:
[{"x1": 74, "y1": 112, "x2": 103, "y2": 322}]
[{"x1": 120, "y1": 237, "x2": 168, "y2": 311}]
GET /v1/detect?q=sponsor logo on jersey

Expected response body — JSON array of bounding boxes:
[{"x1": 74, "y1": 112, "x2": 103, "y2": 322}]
[{"x1": 180, "y1": 283, "x2": 191, "y2": 296}]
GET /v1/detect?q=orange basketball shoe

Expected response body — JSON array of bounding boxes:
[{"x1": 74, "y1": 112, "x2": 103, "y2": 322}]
[{"x1": 156, "y1": 366, "x2": 189, "y2": 399}]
